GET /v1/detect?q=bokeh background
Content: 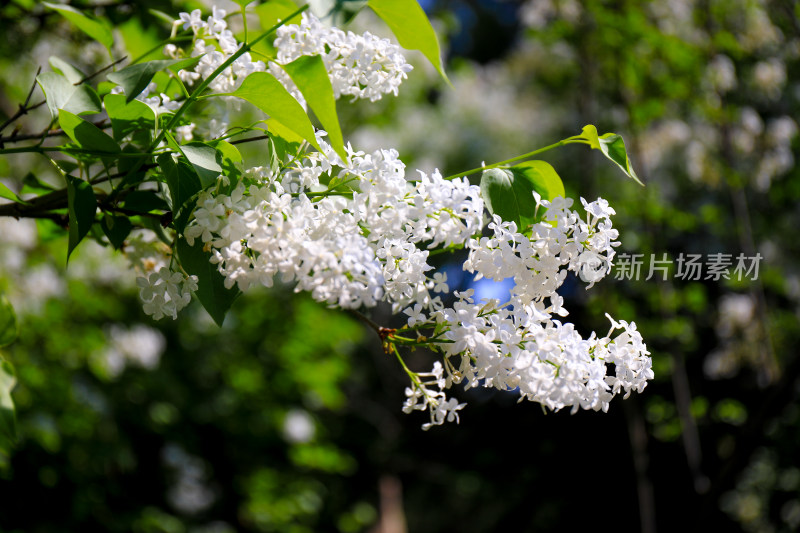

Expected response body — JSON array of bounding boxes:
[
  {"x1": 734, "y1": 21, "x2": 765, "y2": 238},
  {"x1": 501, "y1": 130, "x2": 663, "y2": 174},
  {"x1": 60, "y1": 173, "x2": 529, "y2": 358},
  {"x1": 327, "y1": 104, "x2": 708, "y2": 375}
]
[{"x1": 1, "y1": 0, "x2": 799, "y2": 531}]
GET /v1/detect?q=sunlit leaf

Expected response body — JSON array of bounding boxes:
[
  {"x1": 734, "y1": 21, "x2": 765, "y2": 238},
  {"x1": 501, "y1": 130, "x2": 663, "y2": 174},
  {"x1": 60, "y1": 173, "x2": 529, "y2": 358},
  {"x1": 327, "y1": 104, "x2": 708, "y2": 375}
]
[
  {"x1": 230, "y1": 72, "x2": 321, "y2": 152},
  {"x1": 266, "y1": 118, "x2": 305, "y2": 148},
  {"x1": 510, "y1": 160, "x2": 565, "y2": 206},
  {"x1": 480, "y1": 160, "x2": 565, "y2": 231},
  {"x1": 49, "y1": 56, "x2": 85, "y2": 84},
  {"x1": 281, "y1": 55, "x2": 346, "y2": 161},
  {"x1": 37, "y1": 72, "x2": 102, "y2": 118},
  {"x1": 104, "y1": 94, "x2": 156, "y2": 142},
  {"x1": 43, "y1": 2, "x2": 113, "y2": 51},
  {"x1": 66, "y1": 175, "x2": 97, "y2": 263},
  {"x1": 255, "y1": 0, "x2": 300, "y2": 32},
  {"x1": 578, "y1": 125, "x2": 643, "y2": 185},
  {"x1": 180, "y1": 142, "x2": 223, "y2": 188},
  {"x1": 118, "y1": 17, "x2": 163, "y2": 64},
  {"x1": 58, "y1": 109, "x2": 120, "y2": 154},
  {"x1": 0, "y1": 184, "x2": 29, "y2": 206},
  {"x1": 209, "y1": 139, "x2": 243, "y2": 191},
  {"x1": 367, "y1": 0, "x2": 449, "y2": 82}
]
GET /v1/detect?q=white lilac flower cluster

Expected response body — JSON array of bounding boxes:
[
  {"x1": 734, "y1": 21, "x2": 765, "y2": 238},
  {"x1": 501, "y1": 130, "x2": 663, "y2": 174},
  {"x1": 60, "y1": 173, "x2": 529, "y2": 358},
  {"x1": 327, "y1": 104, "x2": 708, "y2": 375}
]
[
  {"x1": 124, "y1": 231, "x2": 198, "y2": 321},
  {"x1": 184, "y1": 132, "x2": 483, "y2": 311},
  {"x1": 178, "y1": 139, "x2": 652, "y2": 428},
  {"x1": 273, "y1": 12, "x2": 413, "y2": 102},
  {"x1": 136, "y1": 268, "x2": 198, "y2": 321},
  {"x1": 398, "y1": 196, "x2": 651, "y2": 428},
  {"x1": 172, "y1": 7, "x2": 266, "y2": 93},
  {"x1": 158, "y1": 9, "x2": 412, "y2": 138},
  {"x1": 410, "y1": 294, "x2": 651, "y2": 421}
]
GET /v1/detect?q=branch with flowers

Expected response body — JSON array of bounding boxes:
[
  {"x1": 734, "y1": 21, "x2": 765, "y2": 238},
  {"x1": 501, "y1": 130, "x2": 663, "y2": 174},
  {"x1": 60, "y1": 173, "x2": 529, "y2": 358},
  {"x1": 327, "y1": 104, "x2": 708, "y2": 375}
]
[{"x1": 0, "y1": 0, "x2": 651, "y2": 435}]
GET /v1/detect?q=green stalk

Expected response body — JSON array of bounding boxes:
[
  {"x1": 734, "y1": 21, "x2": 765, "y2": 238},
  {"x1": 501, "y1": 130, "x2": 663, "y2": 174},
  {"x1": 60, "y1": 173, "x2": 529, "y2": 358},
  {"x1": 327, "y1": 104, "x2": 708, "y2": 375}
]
[{"x1": 444, "y1": 137, "x2": 585, "y2": 180}]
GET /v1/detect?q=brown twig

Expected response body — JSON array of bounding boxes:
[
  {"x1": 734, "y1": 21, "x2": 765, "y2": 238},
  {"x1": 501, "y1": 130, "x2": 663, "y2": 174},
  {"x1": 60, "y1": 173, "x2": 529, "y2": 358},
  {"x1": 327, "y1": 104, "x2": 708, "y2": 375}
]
[
  {"x1": 230, "y1": 134, "x2": 270, "y2": 146},
  {"x1": 76, "y1": 55, "x2": 127, "y2": 85},
  {"x1": 0, "y1": 56, "x2": 127, "y2": 143},
  {"x1": 0, "y1": 120, "x2": 111, "y2": 145},
  {"x1": 347, "y1": 308, "x2": 383, "y2": 334},
  {"x1": 0, "y1": 66, "x2": 43, "y2": 137}
]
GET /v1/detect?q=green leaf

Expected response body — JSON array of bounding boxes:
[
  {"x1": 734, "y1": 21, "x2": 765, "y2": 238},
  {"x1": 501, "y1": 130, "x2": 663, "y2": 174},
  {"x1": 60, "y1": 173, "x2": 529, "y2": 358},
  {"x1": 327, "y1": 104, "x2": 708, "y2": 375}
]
[
  {"x1": 107, "y1": 58, "x2": 202, "y2": 103},
  {"x1": 266, "y1": 118, "x2": 305, "y2": 147},
  {"x1": 123, "y1": 190, "x2": 169, "y2": 213},
  {"x1": 59, "y1": 109, "x2": 120, "y2": 154},
  {"x1": 267, "y1": 136, "x2": 282, "y2": 176},
  {"x1": 49, "y1": 56, "x2": 85, "y2": 84},
  {"x1": 0, "y1": 296, "x2": 17, "y2": 348},
  {"x1": 100, "y1": 215, "x2": 133, "y2": 249},
  {"x1": 0, "y1": 358, "x2": 17, "y2": 456},
  {"x1": 230, "y1": 72, "x2": 322, "y2": 152},
  {"x1": 118, "y1": 17, "x2": 163, "y2": 64},
  {"x1": 209, "y1": 139, "x2": 244, "y2": 191},
  {"x1": 36, "y1": 72, "x2": 72, "y2": 118},
  {"x1": 509, "y1": 160, "x2": 565, "y2": 206},
  {"x1": 578, "y1": 125, "x2": 643, "y2": 185},
  {"x1": 367, "y1": 0, "x2": 449, "y2": 83},
  {"x1": 23, "y1": 172, "x2": 56, "y2": 192},
  {"x1": 0, "y1": 184, "x2": 17, "y2": 203},
  {"x1": 180, "y1": 142, "x2": 223, "y2": 188},
  {"x1": 177, "y1": 238, "x2": 241, "y2": 326},
  {"x1": 232, "y1": 0, "x2": 259, "y2": 6},
  {"x1": 158, "y1": 154, "x2": 202, "y2": 233},
  {"x1": 37, "y1": 72, "x2": 102, "y2": 118},
  {"x1": 66, "y1": 175, "x2": 98, "y2": 262},
  {"x1": 104, "y1": 94, "x2": 156, "y2": 142},
  {"x1": 0, "y1": 183, "x2": 30, "y2": 206},
  {"x1": 64, "y1": 84, "x2": 103, "y2": 116},
  {"x1": 255, "y1": 0, "x2": 300, "y2": 32},
  {"x1": 281, "y1": 55, "x2": 346, "y2": 161},
  {"x1": 43, "y1": 2, "x2": 113, "y2": 51},
  {"x1": 480, "y1": 160, "x2": 565, "y2": 231}
]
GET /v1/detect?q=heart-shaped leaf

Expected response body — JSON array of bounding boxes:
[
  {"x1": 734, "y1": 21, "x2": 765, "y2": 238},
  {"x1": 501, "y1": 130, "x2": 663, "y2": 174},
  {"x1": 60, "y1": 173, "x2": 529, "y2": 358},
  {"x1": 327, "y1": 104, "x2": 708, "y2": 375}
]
[
  {"x1": 37, "y1": 72, "x2": 102, "y2": 118},
  {"x1": 104, "y1": 94, "x2": 156, "y2": 142},
  {"x1": 579, "y1": 125, "x2": 643, "y2": 185},
  {"x1": 49, "y1": 56, "x2": 85, "y2": 84},
  {"x1": 481, "y1": 160, "x2": 565, "y2": 231}
]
